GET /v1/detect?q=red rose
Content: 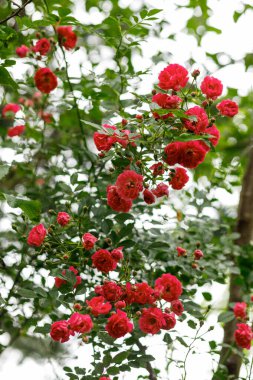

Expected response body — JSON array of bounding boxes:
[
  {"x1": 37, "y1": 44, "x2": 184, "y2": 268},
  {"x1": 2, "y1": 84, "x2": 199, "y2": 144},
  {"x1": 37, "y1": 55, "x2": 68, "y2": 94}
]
[
  {"x1": 184, "y1": 106, "x2": 209, "y2": 134},
  {"x1": 125, "y1": 282, "x2": 154, "y2": 305},
  {"x1": 2, "y1": 103, "x2": 21, "y2": 118},
  {"x1": 99, "y1": 377, "x2": 111, "y2": 380},
  {"x1": 111, "y1": 246, "x2": 124, "y2": 262},
  {"x1": 50, "y1": 320, "x2": 73, "y2": 343},
  {"x1": 82, "y1": 233, "x2": 98, "y2": 250},
  {"x1": 115, "y1": 300, "x2": 126, "y2": 309},
  {"x1": 169, "y1": 167, "x2": 189, "y2": 190},
  {"x1": 152, "y1": 93, "x2": 182, "y2": 109},
  {"x1": 7, "y1": 125, "x2": 25, "y2": 137},
  {"x1": 93, "y1": 132, "x2": 117, "y2": 151},
  {"x1": 57, "y1": 26, "x2": 77, "y2": 50},
  {"x1": 68, "y1": 313, "x2": 93, "y2": 333},
  {"x1": 27, "y1": 223, "x2": 47, "y2": 246},
  {"x1": 143, "y1": 189, "x2": 156, "y2": 204},
  {"x1": 139, "y1": 307, "x2": 165, "y2": 334},
  {"x1": 115, "y1": 170, "x2": 143, "y2": 200},
  {"x1": 233, "y1": 302, "x2": 247, "y2": 320},
  {"x1": 152, "y1": 183, "x2": 169, "y2": 198},
  {"x1": 163, "y1": 142, "x2": 182, "y2": 166},
  {"x1": 150, "y1": 162, "x2": 165, "y2": 177},
  {"x1": 34, "y1": 68, "x2": 58, "y2": 94},
  {"x1": 32, "y1": 38, "x2": 51, "y2": 55},
  {"x1": 171, "y1": 300, "x2": 184, "y2": 316},
  {"x1": 96, "y1": 281, "x2": 124, "y2": 302},
  {"x1": 107, "y1": 185, "x2": 133, "y2": 213},
  {"x1": 16, "y1": 45, "x2": 29, "y2": 58},
  {"x1": 202, "y1": 125, "x2": 220, "y2": 151},
  {"x1": 106, "y1": 309, "x2": 133, "y2": 339},
  {"x1": 194, "y1": 249, "x2": 204, "y2": 260},
  {"x1": 200, "y1": 76, "x2": 223, "y2": 100},
  {"x1": 217, "y1": 99, "x2": 239, "y2": 117},
  {"x1": 155, "y1": 273, "x2": 182, "y2": 302},
  {"x1": 54, "y1": 266, "x2": 81, "y2": 289},
  {"x1": 57, "y1": 212, "x2": 70, "y2": 226},
  {"x1": 176, "y1": 246, "x2": 187, "y2": 257},
  {"x1": 158, "y1": 64, "x2": 189, "y2": 91},
  {"x1": 180, "y1": 141, "x2": 207, "y2": 169},
  {"x1": 92, "y1": 249, "x2": 117, "y2": 273},
  {"x1": 162, "y1": 312, "x2": 176, "y2": 330},
  {"x1": 234, "y1": 323, "x2": 253, "y2": 349},
  {"x1": 86, "y1": 296, "x2": 112, "y2": 317},
  {"x1": 40, "y1": 112, "x2": 53, "y2": 124}
]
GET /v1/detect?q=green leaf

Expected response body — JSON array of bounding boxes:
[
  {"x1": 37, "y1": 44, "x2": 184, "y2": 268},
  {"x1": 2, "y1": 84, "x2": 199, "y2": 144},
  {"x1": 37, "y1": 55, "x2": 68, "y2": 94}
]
[
  {"x1": 176, "y1": 336, "x2": 188, "y2": 347},
  {"x1": 107, "y1": 367, "x2": 120, "y2": 375},
  {"x1": 34, "y1": 324, "x2": 51, "y2": 334},
  {"x1": 163, "y1": 333, "x2": 173, "y2": 344},
  {"x1": 3, "y1": 194, "x2": 41, "y2": 222},
  {"x1": 147, "y1": 9, "x2": 162, "y2": 16},
  {"x1": 218, "y1": 311, "x2": 234, "y2": 323},
  {"x1": 18, "y1": 289, "x2": 37, "y2": 298},
  {"x1": 113, "y1": 351, "x2": 129, "y2": 364},
  {"x1": 0, "y1": 165, "x2": 10, "y2": 180},
  {"x1": 0, "y1": 66, "x2": 18, "y2": 89},
  {"x1": 187, "y1": 320, "x2": 197, "y2": 329},
  {"x1": 202, "y1": 292, "x2": 212, "y2": 301}
]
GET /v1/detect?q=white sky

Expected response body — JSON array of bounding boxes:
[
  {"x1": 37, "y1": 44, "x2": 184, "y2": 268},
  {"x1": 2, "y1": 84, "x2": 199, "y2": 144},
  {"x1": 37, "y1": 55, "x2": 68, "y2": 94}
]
[{"x1": 1, "y1": 0, "x2": 253, "y2": 379}]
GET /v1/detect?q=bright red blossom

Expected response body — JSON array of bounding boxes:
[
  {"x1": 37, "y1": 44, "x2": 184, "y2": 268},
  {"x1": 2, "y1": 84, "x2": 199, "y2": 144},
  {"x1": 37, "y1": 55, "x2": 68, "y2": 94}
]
[
  {"x1": 95, "y1": 281, "x2": 124, "y2": 302},
  {"x1": 155, "y1": 273, "x2": 182, "y2": 302},
  {"x1": 184, "y1": 106, "x2": 209, "y2": 134},
  {"x1": 107, "y1": 185, "x2": 133, "y2": 213},
  {"x1": 143, "y1": 189, "x2": 156, "y2": 204},
  {"x1": 169, "y1": 167, "x2": 189, "y2": 190},
  {"x1": 152, "y1": 183, "x2": 169, "y2": 198},
  {"x1": 2, "y1": 103, "x2": 21, "y2": 117},
  {"x1": 176, "y1": 246, "x2": 187, "y2": 257},
  {"x1": 115, "y1": 170, "x2": 143, "y2": 200},
  {"x1": 164, "y1": 141, "x2": 207, "y2": 169},
  {"x1": 152, "y1": 93, "x2": 182, "y2": 109},
  {"x1": 27, "y1": 224, "x2": 47, "y2": 246},
  {"x1": 7, "y1": 125, "x2": 25, "y2": 137},
  {"x1": 50, "y1": 320, "x2": 73, "y2": 343},
  {"x1": 57, "y1": 212, "x2": 70, "y2": 226},
  {"x1": 32, "y1": 38, "x2": 51, "y2": 55},
  {"x1": 158, "y1": 64, "x2": 189, "y2": 91},
  {"x1": 68, "y1": 313, "x2": 93, "y2": 334},
  {"x1": 106, "y1": 310, "x2": 133, "y2": 339},
  {"x1": 171, "y1": 300, "x2": 184, "y2": 316},
  {"x1": 16, "y1": 45, "x2": 29, "y2": 57},
  {"x1": 125, "y1": 282, "x2": 155, "y2": 305},
  {"x1": 111, "y1": 247, "x2": 124, "y2": 262},
  {"x1": 200, "y1": 76, "x2": 223, "y2": 100},
  {"x1": 163, "y1": 312, "x2": 176, "y2": 330},
  {"x1": 234, "y1": 323, "x2": 253, "y2": 350},
  {"x1": 34, "y1": 68, "x2": 58, "y2": 94},
  {"x1": 91, "y1": 249, "x2": 117, "y2": 273},
  {"x1": 139, "y1": 307, "x2": 165, "y2": 334},
  {"x1": 86, "y1": 296, "x2": 112, "y2": 317},
  {"x1": 150, "y1": 162, "x2": 165, "y2": 177},
  {"x1": 233, "y1": 302, "x2": 247, "y2": 320},
  {"x1": 217, "y1": 99, "x2": 239, "y2": 117},
  {"x1": 194, "y1": 249, "x2": 204, "y2": 260},
  {"x1": 99, "y1": 377, "x2": 111, "y2": 380},
  {"x1": 57, "y1": 26, "x2": 77, "y2": 50},
  {"x1": 82, "y1": 233, "x2": 98, "y2": 250}
]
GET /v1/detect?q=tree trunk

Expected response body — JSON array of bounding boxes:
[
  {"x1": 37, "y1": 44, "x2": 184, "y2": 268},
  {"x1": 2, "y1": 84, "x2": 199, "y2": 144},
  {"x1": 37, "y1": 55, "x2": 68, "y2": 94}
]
[{"x1": 213, "y1": 145, "x2": 253, "y2": 379}]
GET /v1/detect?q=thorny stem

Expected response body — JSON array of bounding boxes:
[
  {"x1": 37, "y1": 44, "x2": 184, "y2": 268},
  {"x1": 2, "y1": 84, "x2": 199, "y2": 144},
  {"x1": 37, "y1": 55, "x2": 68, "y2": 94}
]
[
  {"x1": 0, "y1": 0, "x2": 32, "y2": 24},
  {"x1": 60, "y1": 46, "x2": 87, "y2": 148},
  {"x1": 136, "y1": 340, "x2": 157, "y2": 380}
]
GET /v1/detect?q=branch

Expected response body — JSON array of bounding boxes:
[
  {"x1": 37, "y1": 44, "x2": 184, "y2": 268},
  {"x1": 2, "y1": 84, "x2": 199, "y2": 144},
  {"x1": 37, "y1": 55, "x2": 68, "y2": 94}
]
[
  {"x1": 213, "y1": 144, "x2": 253, "y2": 379},
  {"x1": 136, "y1": 340, "x2": 157, "y2": 380},
  {"x1": 0, "y1": 0, "x2": 32, "y2": 25}
]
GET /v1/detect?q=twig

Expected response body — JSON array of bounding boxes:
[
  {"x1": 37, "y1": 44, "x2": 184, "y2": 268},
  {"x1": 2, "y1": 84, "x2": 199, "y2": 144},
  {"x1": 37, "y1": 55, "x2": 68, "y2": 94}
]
[
  {"x1": 0, "y1": 0, "x2": 32, "y2": 25},
  {"x1": 136, "y1": 340, "x2": 157, "y2": 380}
]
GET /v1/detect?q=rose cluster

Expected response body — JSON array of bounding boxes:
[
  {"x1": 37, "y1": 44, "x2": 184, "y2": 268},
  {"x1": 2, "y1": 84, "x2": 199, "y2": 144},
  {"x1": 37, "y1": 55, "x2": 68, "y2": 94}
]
[
  {"x1": 94, "y1": 64, "x2": 239, "y2": 212},
  {"x1": 233, "y1": 301, "x2": 253, "y2": 350},
  {"x1": 49, "y1": 273, "x2": 183, "y2": 345}
]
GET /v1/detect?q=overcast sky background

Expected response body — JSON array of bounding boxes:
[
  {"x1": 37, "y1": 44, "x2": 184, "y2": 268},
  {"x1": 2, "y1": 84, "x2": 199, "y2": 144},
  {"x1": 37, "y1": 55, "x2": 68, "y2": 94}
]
[{"x1": 0, "y1": 0, "x2": 253, "y2": 379}]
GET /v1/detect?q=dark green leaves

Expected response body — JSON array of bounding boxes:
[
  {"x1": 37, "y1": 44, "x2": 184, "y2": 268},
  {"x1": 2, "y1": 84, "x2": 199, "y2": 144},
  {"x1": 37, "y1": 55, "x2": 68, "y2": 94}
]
[
  {"x1": 218, "y1": 311, "x2": 234, "y2": 324},
  {"x1": 1, "y1": 193, "x2": 41, "y2": 222},
  {"x1": 0, "y1": 66, "x2": 18, "y2": 89}
]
